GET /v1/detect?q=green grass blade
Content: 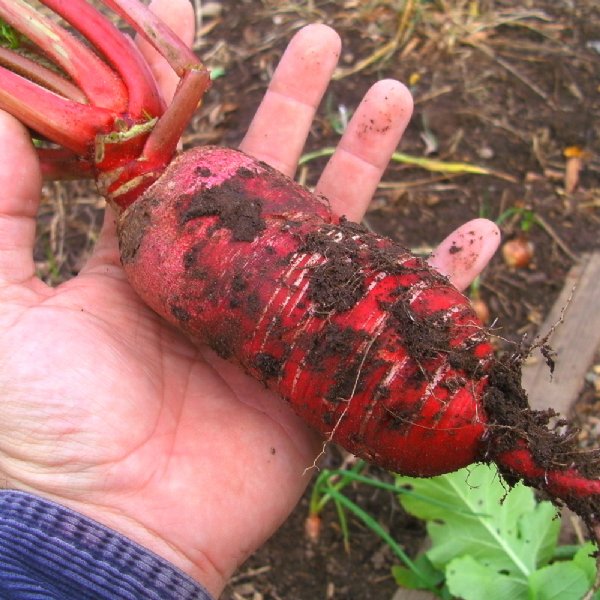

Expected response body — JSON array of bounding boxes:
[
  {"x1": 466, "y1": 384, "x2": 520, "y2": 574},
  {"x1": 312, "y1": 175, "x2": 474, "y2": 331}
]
[
  {"x1": 324, "y1": 486, "x2": 441, "y2": 594},
  {"x1": 299, "y1": 146, "x2": 515, "y2": 182},
  {"x1": 321, "y1": 469, "x2": 488, "y2": 517}
]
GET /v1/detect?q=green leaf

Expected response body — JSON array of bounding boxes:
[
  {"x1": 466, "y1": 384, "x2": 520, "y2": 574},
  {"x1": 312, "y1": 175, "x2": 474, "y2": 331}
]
[
  {"x1": 528, "y1": 561, "x2": 591, "y2": 600},
  {"x1": 396, "y1": 464, "x2": 560, "y2": 580},
  {"x1": 515, "y1": 494, "x2": 560, "y2": 567},
  {"x1": 0, "y1": 20, "x2": 22, "y2": 49},
  {"x1": 392, "y1": 553, "x2": 445, "y2": 590},
  {"x1": 445, "y1": 555, "x2": 528, "y2": 600},
  {"x1": 572, "y1": 542, "x2": 599, "y2": 586},
  {"x1": 209, "y1": 66, "x2": 226, "y2": 80}
]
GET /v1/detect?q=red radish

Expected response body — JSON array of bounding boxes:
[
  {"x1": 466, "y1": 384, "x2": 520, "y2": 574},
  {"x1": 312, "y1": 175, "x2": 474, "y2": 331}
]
[
  {"x1": 304, "y1": 513, "x2": 322, "y2": 544},
  {"x1": 0, "y1": 0, "x2": 599, "y2": 544},
  {"x1": 502, "y1": 236, "x2": 535, "y2": 269},
  {"x1": 471, "y1": 297, "x2": 490, "y2": 324}
]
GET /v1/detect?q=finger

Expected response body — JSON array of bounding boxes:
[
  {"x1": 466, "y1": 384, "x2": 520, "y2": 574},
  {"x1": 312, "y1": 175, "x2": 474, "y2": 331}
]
[
  {"x1": 239, "y1": 24, "x2": 341, "y2": 176},
  {"x1": 428, "y1": 218, "x2": 501, "y2": 291},
  {"x1": 315, "y1": 79, "x2": 413, "y2": 221},
  {"x1": 0, "y1": 111, "x2": 43, "y2": 286},
  {"x1": 135, "y1": 0, "x2": 196, "y2": 103}
]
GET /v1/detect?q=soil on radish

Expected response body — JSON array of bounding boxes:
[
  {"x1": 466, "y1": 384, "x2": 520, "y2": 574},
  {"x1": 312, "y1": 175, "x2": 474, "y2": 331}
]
[
  {"x1": 181, "y1": 169, "x2": 267, "y2": 242},
  {"x1": 483, "y1": 358, "x2": 600, "y2": 523}
]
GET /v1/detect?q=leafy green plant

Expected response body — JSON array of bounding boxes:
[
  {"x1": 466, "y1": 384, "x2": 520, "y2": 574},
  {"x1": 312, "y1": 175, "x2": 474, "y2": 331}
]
[
  {"x1": 309, "y1": 461, "x2": 440, "y2": 592},
  {"x1": 394, "y1": 463, "x2": 599, "y2": 600},
  {"x1": 308, "y1": 461, "x2": 492, "y2": 594},
  {"x1": 495, "y1": 205, "x2": 538, "y2": 233}
]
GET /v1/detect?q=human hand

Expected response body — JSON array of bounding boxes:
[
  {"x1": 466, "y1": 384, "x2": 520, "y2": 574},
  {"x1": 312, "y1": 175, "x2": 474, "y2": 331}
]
[{"x1": 0, "y1": 1, "x2": 499, "y2": 597}]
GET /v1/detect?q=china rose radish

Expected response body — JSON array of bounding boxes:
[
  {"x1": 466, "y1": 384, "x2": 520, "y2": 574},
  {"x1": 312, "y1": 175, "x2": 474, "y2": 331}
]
[
  {"x1": 119, "y1": 146, "x2": 491, "y2": 479},
  {"x1": 1, "y1": 0, "x2": 599, "y2": 545}
]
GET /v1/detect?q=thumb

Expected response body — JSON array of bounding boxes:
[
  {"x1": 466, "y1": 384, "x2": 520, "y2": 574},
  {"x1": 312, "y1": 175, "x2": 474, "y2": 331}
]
[{"x1": 0, "y1": 110, "x2": 43, "y2": 287}]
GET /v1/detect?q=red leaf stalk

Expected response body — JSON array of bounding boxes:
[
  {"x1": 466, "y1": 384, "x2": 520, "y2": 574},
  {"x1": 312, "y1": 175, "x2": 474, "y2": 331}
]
[{"x1": 0, "y1": 0, "x2": 208, "y2": 203}]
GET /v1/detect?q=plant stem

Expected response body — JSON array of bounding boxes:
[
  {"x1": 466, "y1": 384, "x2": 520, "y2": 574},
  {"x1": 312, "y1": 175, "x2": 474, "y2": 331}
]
[
  {"x1": 141, "y1": 68, "x2": 207, "y2": 165},
  {"x1": 0, "y1": 0, "x2": 128, "y2": 112},
  {"x1": 0, "y1": 46, "x2": 86, "y2": 103},
  {"x1": 98, "y1": 0, "x2": 210, "y2": 185},
  {"x1": 299, "y1": 146, "x2": 515, "y2": 181},
  {"x1": 42, "y1": 0, "x2": 164, "y2": 120},
  {"x1": 102, "y1": 0, "x2": 206, "y2": 76},
  {"x1": 310, "y1": 461, "x2": 366, "y2": 515},
  {"x1": 0, "y1": 67, "x2": 114, "y2": 154}
]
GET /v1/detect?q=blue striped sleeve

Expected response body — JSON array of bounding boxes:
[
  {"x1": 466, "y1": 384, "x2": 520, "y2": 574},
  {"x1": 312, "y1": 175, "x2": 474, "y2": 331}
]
[{"x1": 0, "y1": 490, "x2": 213, "y2": 599}]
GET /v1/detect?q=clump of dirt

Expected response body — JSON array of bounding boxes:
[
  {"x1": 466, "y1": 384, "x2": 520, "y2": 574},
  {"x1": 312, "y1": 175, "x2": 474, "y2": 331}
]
[
  {"x1": 300, "y1": 225, "x2": 367, "y2": 312},
  {"x1": 304, "y1": 323, "x2": 360, "y2": 369},
  {"x1": 299, "y1": 218, "x2": 441, "y2": 315},
  {"x1": 305, "y1": 249, "x2": 366, "y2": 312},
  {"x1": 118, "y1": 195, "x2": 158, "y2": 263},
  {"x1": 182, "y1": 176, "x2": 266, "y2": 242},
  {"x1": 389, "y1": 303, "x2": 452, "y2": 362},
  {"x1": 254, "y1": 352, "x2": 283, "y2": 380}
]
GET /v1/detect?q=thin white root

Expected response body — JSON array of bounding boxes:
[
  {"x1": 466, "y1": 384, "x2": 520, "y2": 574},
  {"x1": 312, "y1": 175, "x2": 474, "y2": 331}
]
[{"x1": 303, "y1": 336, "x2": 377, "y2": 476}]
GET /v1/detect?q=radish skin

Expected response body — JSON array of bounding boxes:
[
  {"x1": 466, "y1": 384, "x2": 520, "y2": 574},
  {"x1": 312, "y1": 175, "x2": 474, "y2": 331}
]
[{"x1": 119, "y1": 147, "x2": 491, "y2": 477}]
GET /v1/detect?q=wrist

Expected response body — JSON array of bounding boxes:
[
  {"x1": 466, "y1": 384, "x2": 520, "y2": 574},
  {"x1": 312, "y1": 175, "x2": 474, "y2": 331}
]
[
  {"x1": 64, "y1": 498, "x2": 227, "y2": 598},
  {"x1": 0, "y1": 490, "x2": 216, "y2": 599},
  {"x1": 4, "y1": 485, "x2": 226, "y2": 598}
]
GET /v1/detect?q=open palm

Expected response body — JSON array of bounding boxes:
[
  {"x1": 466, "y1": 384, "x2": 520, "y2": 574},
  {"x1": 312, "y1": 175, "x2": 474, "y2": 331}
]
[{"x1": 0, "y1": 2, "x2": 500, "y2": 597}]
